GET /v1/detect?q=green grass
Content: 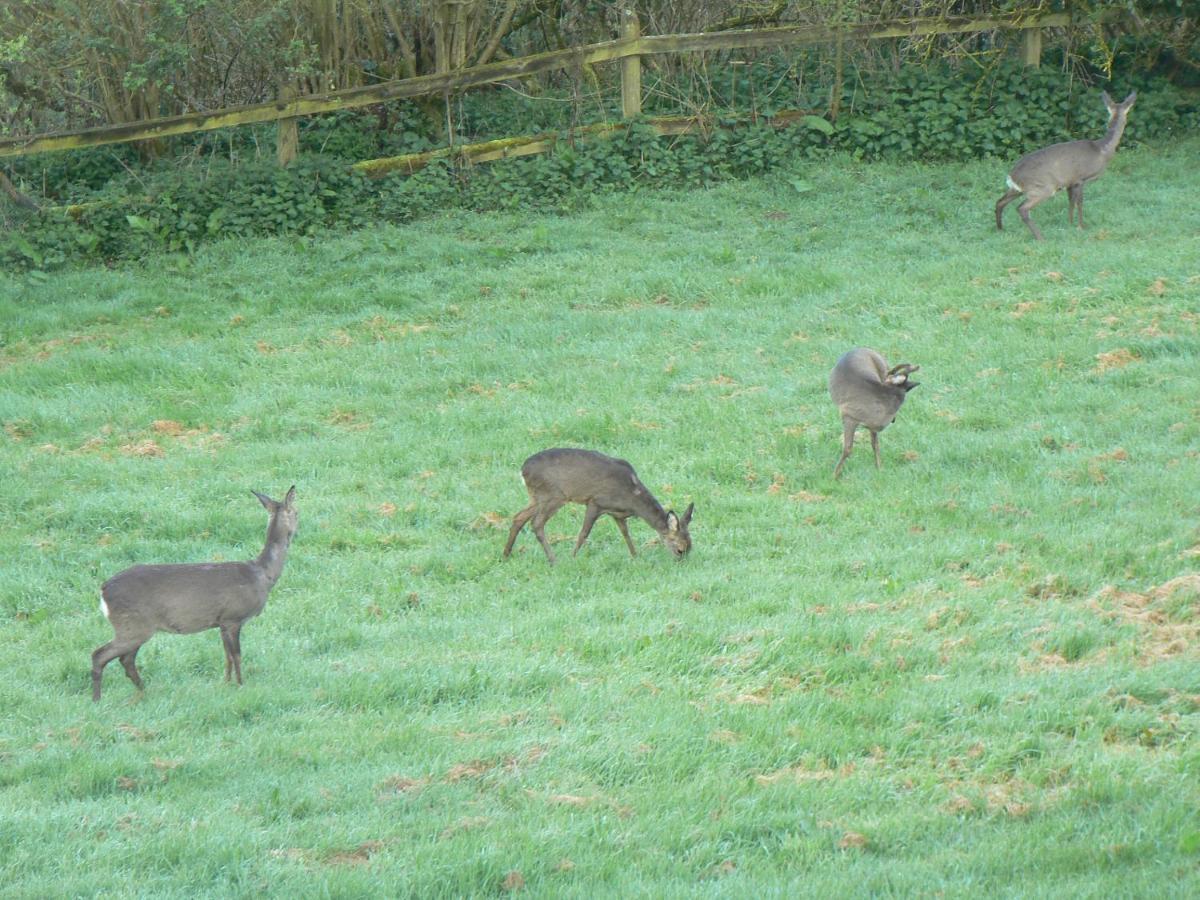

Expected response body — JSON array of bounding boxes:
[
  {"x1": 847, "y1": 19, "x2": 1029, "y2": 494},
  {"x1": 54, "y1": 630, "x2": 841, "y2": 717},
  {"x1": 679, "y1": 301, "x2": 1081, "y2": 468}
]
[{"x1": 2, "y1": 140, "x2": 1199, "y2": 898}]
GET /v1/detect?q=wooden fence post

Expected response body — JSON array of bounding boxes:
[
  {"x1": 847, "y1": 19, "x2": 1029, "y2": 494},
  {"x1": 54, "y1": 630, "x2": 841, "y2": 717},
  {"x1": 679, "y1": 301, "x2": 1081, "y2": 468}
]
[
  {"x1": 621, "y1": 6, "x2": 642, "y2": 118},
  {"x1": 276, "y1": 85, "x2": 299, "y2": 167},
  {"x1": 1021, "y1": 27, "x2": 1042, "y2": 67}
]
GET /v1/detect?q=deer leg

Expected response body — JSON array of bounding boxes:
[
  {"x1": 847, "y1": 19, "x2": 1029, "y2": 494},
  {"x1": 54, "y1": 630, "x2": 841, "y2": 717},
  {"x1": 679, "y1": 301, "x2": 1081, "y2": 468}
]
[
  {"x1": 573, "y1": 502, "x2": 603, "y2": 556},
  {"x1": 1017, "y1": 195, "x2": 1046, "y2": 241},
  {"x1": 118, "y1": 649, "x2": 144, "y2": 692},
  {"x1": 833, "y1": 417, "x2": 857, "y2": 479},
  {"x1": 228, "y1": 623, "x2": 244, "y2": 685},
  {"x1": 613, "y1": 516, "x2": 638, "y2": 557},
  {"x1": 995, "y1": 187, "x2": 1022, "y2": 230},
  {"x1": 92, "y1": 635, "x2": 149, "y2": 702},
  {"x1": 530, "y1": 499, "x2": 565, "y2": 565},
  {"x1": 502, "y1": 502, "x2": 537, "y2": 558},
  {"x1": 1069, "y1": 184, "x2": 1085, "y2": 229},
  {"x1": 219, "y1": 627, "x2": 236, "y2": 682},
  {"x1": 870, "y1": 430, "x2": 882, "y2": 469}
]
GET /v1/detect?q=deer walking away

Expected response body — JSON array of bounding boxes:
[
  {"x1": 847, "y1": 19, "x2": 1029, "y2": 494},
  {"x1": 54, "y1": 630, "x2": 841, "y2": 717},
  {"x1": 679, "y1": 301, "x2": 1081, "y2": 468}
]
[{"x1": 829, "y1": 348, "x2": 920, "y2": 479}]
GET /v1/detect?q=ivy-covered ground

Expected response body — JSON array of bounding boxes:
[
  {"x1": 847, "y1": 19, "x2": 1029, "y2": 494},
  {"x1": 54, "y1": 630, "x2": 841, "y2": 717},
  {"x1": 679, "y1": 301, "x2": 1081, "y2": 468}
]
[{"x1": 1, "y1": 142, "x2": 1199, "y2": 896}]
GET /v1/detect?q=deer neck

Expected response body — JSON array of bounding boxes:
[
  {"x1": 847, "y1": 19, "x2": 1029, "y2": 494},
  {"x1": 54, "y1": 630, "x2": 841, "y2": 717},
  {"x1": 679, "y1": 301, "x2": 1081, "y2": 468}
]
[
  {"x1": 255, "y1": 516, "x2": 294, "y2": 586},
  {"x1": 633, "y1": 490, "x2": 671, "y2": 534},
  {"x1": 1096, "y1": 110, "x2": 1129, "y2": 159}
]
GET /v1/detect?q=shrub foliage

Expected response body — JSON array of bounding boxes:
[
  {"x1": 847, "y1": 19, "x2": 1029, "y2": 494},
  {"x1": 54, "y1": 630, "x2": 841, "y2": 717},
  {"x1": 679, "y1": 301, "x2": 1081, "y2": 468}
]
[{"x1": 2, "y1": 62, "x2": 1197, "y2": 272}]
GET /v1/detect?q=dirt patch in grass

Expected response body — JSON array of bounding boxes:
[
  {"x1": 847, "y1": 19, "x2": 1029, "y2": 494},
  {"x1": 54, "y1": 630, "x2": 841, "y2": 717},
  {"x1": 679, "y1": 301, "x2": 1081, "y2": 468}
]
[
  {"x1": 325, "y1": 840, "x2": 385, "y2": 867},
  {"x1": 1094, "y1": 348, "x2": 1139, "y2": 373},
  {"x1": 1089, "y1": 574, "x2": 1200, "y2": 664},
  {"x1": 754, "y1": 761, "x2": 857, "y2": 785},
  {"x1": 378, "y1": 775, "x2": 428, "y2": 798},
  {"x1": 444, "y1": 745, "x2": 546, "y2": 783}
]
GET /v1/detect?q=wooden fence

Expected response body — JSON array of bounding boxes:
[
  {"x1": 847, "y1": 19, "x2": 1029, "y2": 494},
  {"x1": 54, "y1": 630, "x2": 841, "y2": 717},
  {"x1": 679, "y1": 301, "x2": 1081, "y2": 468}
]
[{"x1": 0, "y1": 11, "x2": 1070, "y2": 167}]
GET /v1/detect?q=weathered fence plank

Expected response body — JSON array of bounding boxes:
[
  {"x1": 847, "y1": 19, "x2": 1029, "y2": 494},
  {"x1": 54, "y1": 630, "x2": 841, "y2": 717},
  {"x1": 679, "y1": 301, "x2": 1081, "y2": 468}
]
[
  {"x1": 0, "y1": 13, "x2": 1070, "y2": 160},
  {"x1": 351, "y1": 111, "x2": 830, "y2": 178},
  {"x1": 621, "y1": 7, "x2": 643, "y2": 119}
]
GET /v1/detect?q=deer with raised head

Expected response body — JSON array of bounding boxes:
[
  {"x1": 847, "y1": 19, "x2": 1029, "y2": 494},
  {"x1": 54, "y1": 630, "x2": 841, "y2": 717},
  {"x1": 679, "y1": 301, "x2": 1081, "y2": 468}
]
[
  {"x1": 502, "y1": 448, "x2": 693, "y2": 564},
  {"x1": 91, "y1": 486, "x2": 297, "y2": 702},
  {"x1": 829, "y1": 348, "x2": 920, "y2": 479},
  {"x1": 995, "y1": 91, "x2": 1137, "y2": 240}
]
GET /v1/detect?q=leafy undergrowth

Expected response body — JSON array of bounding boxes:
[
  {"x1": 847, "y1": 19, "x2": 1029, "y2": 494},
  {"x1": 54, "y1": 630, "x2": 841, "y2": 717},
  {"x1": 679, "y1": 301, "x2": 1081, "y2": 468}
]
[{"x1": 1, "y1": 141, "x2": 1198, "y2": 896}]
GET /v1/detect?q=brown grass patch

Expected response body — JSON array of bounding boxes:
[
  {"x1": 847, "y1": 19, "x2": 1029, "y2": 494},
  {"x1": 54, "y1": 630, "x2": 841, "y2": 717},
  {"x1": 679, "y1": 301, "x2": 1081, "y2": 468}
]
[
  {"x1": 838, "y1": 831, "x2": 869, "y2": 850},
  {"x1": 788, "y1": 489, "x2": 828, "y2": 503},
  {"x1": 502, "y1": 870, "x2": 525, "y2": 891},
  {"x1": 944, "y1": 794, "x2": 975, "y2": 814},
  {"x1": 1089, "y1": 575, "x2": 1200, "y2": 664},
  {"x1": 326, "y1": 840, "x2": 384, "y2": 867},
  {"x1": 120, "y1": 439, "x2": 164, "y2": 458},
  {"x1": 378, "y1": 775, "x2": 428, "y2": 797},
  {"x1": 755, "y1": 761, "x2": 855, "y2": 785},
  {"x1": 1094, "y1": 348, "x2": 1139, "y2": 373},
  {"x1": 445, "y1": 759, "x2": 495, "y2": 782},
  {"x1": 470, "y1": 511, "x2": 508, "y2": 530},
  {"x1": 115, "y1": 723, "x2": 158, "y2": 741},
  {"x1": 444, "y1": 745, "x2": 545, "y2": 783},
  {"x1": 361, "y1": 316, "x2": 432, "y2": 341}
]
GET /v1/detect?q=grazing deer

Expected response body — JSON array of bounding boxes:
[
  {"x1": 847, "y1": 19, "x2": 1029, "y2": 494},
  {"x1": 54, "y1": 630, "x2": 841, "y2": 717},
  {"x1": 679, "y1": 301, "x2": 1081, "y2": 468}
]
[
  {"x1": 91, "y1": 487, "x2": 298, "y2": 702},
  {"x1": 829, "y1": 348, "x2": 920, "y2": 479},
  {"x1": 995, "y1": 91, "x2": 1137, "y2": 240},
  {"x1": 502, "y1": 448, "x2": 693, "y2": 564}
]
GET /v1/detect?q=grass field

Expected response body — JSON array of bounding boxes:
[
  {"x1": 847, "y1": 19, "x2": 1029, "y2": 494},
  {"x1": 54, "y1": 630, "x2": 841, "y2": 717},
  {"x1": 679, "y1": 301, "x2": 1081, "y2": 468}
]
[{"x1": 2, "y1": 138, "x2": 1199, "y2": 897}]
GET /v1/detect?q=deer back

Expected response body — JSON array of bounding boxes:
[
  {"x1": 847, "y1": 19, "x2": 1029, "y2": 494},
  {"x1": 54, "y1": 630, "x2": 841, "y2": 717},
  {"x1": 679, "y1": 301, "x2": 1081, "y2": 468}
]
[
  {"x1": 102, "y1": 561, "x2": 270, "y2": 634},
  {"x1": 1009, "y1": 139, "x2": 1109, "y2": 192},
  {"x1": 829, "y1": 348, "x2": 913, "y2": 430},
  {"x1": 523, "y1": 448, "x2": 669, "y2": 525}
]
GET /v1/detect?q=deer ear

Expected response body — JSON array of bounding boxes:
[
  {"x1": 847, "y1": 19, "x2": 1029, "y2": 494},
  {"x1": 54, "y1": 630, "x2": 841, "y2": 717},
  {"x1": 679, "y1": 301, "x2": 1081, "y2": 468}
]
[
  {"x1": 904, "y1": 380, "x2": 921, "y2": 392},
  {"x1": 252, "y1": 490, "x2": 274, "y2": 510},
  {"x1": 666, "y1": 511, "x2": 680, "y2": 531},
  {"x1": 1102, "y1": 90, "x2": 1115, "y2": 107},
  {"x1": 681, "y1": 503, "x2": 694, "y2": 526},
  {"x1": 1123, "y1": 91, "x2": 1137, "y2": 106},
  {"x1": 284, "y1": 485, "x2": 297, "y2": 506}
]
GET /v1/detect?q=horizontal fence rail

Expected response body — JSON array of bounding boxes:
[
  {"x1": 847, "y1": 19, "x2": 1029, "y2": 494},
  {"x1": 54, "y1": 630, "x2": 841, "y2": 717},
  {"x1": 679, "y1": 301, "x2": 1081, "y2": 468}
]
[{"x1": 0, "y1": 12, "x2": 1070, "y2": 161}]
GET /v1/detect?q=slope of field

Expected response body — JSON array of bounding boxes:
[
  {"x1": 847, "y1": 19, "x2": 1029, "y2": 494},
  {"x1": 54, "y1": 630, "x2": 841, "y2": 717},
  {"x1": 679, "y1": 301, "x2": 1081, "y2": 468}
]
[{"x1": 1, "y1": 141, "x2": 1198, "y2": 897}]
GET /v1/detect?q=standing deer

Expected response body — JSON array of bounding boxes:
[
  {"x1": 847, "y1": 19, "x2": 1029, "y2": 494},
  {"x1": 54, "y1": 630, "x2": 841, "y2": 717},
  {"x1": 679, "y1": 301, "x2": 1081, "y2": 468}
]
[
  {"x1": 995, "y1": 91, "x2": 1137, "y2": 240},
  {"x1": 829, "y1": 348, "x2": 920, "y2": 479},
  {"x1": 502, "y1": 448, "x2": 693, "y2": 564},
  {"x1": 91, "y1": 486, "x2": 298, "y2": 702}
]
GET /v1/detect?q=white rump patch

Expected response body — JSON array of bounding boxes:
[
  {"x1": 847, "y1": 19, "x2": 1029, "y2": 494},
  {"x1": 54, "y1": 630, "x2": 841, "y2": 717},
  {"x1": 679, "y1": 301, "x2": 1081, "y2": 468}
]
[
  {"x1": 100, "y1": 596, "x2": 110, "y2": 620},
  {"x1": 1006, "y1": 175, "x2": 1022, "y2": 192}
]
